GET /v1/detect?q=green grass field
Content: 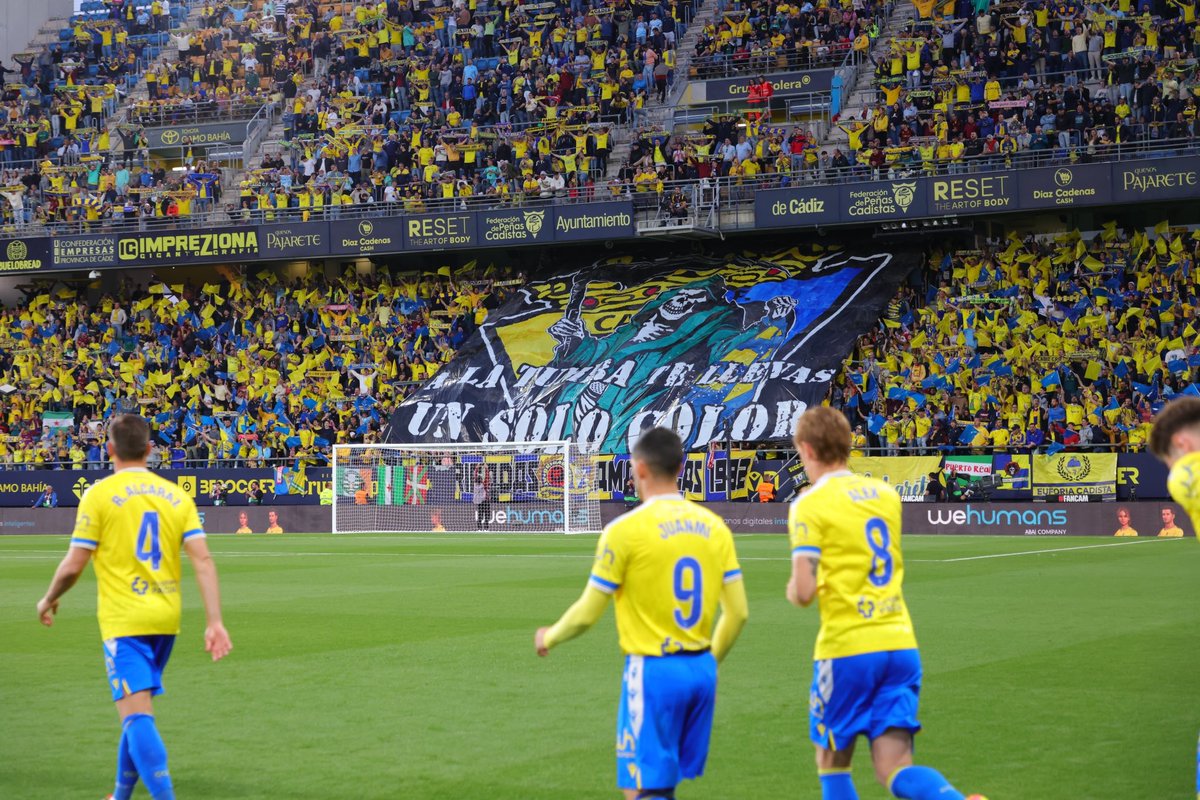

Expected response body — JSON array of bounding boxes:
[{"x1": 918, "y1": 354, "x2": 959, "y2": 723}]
[{"x1": 1, "y1": 533, "x2": 1197, "y2": 799}]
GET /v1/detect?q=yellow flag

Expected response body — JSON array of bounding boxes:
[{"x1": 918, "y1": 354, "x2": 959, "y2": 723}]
[
  {"x1": 1084, "y1": 362, "x2": 1102, "y2": 381},
  {"x1": 1154, "y1": 219, "x2": 1170, "y2": 235},
  {"x1": 1082, "y1": 256, "x2": 1104, "y2": 272}
]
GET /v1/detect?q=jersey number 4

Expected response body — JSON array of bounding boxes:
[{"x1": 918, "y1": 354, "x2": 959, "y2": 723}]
[
  {"x1": 135, "y1": 511, "x2": 162, "y2": 571},
  {"x1": 865, "y1": 517, "x2": 894, "y2": 587},
  {"x1": 673, "y1": 557, "x2": 703, "y2": 629}
]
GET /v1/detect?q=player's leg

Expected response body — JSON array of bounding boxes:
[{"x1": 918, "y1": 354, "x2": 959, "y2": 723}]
[
  {"x1": 615, "y1": 655, "x2": 686, "y2": 799},
  {"x1": 108, "y1": 636, "x2": 177, "y2": 800},
  {"x1": 811, "y1": 655, "x2": 878, "y2": 800},
  {"x1": 867, "y1": 649, "x2": 965, "y2": 800}
]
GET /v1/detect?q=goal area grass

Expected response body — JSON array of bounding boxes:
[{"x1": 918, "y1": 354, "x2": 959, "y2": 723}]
[{"x1": 1, "y1": 533, "x2": 1196, "y2": 799}]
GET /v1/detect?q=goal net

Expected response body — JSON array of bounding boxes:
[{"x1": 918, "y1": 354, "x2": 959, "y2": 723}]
[{"x1": 331, "y1": 441, "x2": 602, "y2": 534}]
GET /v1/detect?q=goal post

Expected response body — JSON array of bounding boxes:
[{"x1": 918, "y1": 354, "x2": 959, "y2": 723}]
[{"x1": 331, "y1": 441, "x2": 602, "y2": 534}]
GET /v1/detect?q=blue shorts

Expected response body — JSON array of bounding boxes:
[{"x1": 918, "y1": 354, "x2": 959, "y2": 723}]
[
  {"x1": 616, "y1": 651, "x2": 717, "y2": 791},
  {"x1": 103, "y1": 635, "x2": 176, "y2": 703},
  {"x1": 809, "y1": 648, "x2": 922, "y2": 751}
]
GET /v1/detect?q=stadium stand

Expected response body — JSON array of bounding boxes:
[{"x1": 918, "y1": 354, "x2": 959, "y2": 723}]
[
  {"x1": 0, "y1": 266, "x2": 519, "y2": 468},
  {"x1": 833, "y1": 224, "x2": 1200, "y2": 454}
]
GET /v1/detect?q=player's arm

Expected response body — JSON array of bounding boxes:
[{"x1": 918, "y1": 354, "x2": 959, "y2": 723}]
[
  {"x1": 36, "y1": 546, "x2": 92, "y2": 625},
  {"x1": 712, "y1": 577, "x2": 748, "y2": 662},
  {"x1": 535, "y1": 584, "x2": 611, "y2": 655},
  {"x1": 787, "y1": 554, "x2": 818, "y2": 607},
  {"x1": 184, "y1": 535, "x2": 233, "y2": 661},
  {"x1": 786, "y1": 498, "x2": 821, "y2": 608}
]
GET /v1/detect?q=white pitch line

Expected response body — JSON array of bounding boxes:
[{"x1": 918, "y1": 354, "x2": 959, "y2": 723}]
[{"x1": 910, "y1": 537, "x2": 1180, "y2": 563}]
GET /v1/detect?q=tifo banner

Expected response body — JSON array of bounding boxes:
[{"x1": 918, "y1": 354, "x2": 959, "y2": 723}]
[
  {"x1": 389, "y1": 249, "x2": 916, "y2": 453},
  {"x1": 0, "y1": 468, "x2": 331, "y2": 507},
  {"x1": 849, "y1": 455, "x2": 941, "y2": 499},
  {"x1": 1032, "y1": 453, "x2": 1118, "y2": 498}
]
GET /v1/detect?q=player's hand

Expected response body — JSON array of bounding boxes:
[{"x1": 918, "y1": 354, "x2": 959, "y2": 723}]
[
  {"x1": 205, "y1": 623, "x2": 233, "y2": 662},
  {"x1": 36, "y1": 597, "x2": 58, "y2": 627},
  {"x1": 535, "y1": 626, "x2": 550, "y2": 657}
]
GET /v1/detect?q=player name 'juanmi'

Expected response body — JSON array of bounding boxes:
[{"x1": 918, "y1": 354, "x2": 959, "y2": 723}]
[{"x1": 658, "y1": 519, "x2": 713, "y2": 539}]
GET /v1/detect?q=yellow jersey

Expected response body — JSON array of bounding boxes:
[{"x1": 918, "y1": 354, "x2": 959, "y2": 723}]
[
  {"x1": 589, "y1": 495, "x2": 742, "y2": 657},
  {"x1": 789, "y1": 470, "x2": 917, "y2": 660},
  {"x1": 70, "y1": 468, "x2": 204, "y2": 641},
  {"x1": 1167, "y1": 450, "x2": 1200, "y2": 538}
]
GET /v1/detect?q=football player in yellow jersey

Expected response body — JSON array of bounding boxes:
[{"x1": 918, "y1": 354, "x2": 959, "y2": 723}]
[
  {"x1": 35, "y1": 415, "x2": 231, "y2": 800},
  {"x1": 535, "y1": 428, "x2": 748, "y2": 799},
  {"x1": 1148, "y1": 396, "x2": 1200, "y2": 796},
  {"x1": 787, "y1": 407, "x2": 982, "y2": 800}
]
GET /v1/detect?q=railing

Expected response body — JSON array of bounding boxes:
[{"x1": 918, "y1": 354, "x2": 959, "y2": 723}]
[
  {"x1": 6, "y1": 134, "x2": 1197, "y2": 236},
  {"x1": 5, "y1": 456, "x2": 329, "y2": 471},
  {"x1": 846, "y1": 443, "x2": 1146, "y2": 456},
  {"x1": 129, "y1": 98, "x2": 276, "y2": 127},
  {"x1": 691, "y1": 41, "x2": 856, "y2": 80}
]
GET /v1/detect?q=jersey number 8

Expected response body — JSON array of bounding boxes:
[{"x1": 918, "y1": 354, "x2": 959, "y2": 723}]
[
  {"x1": 864, "y1": 517, "x2": 893, "y2": 587},
  {"x1": 136, "y1": 511, "x2": 162, "y2": 571},
  {"x1": 673, "y1": 556, "x2": 703, "y2": 629}
]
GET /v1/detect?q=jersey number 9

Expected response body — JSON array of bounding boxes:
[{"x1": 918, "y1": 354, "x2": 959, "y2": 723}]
[
  {"x1": 673, "y1": 556, "x2": 703, "y2": 629},
  {"x1": 136, "y1": 511, "x2": 162, "y2": 571},
  {"x1": 864, "y1": 517, "x2": 893, "y2": 587}
]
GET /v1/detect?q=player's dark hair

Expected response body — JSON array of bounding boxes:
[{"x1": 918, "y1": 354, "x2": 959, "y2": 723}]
[
  {"x1": 1149, "y1": 397, "x2": 1200, "y2": 459},
  {"x1": 109, "y1": 414, "x2": 151, "y2": 462},
  {"x1": 632, "y1": 427, "x2": 684, "y2": 478},
  {"x1": 793, "y1": 406, "x2": 851, "y2": 464}
]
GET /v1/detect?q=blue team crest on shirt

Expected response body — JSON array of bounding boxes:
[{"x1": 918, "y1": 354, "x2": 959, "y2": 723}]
[{"x1": 131, "y1": 577, "x2": 149, "y2": 596}]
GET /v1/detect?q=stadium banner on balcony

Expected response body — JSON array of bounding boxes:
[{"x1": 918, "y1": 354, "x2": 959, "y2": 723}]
[
  {"x1": 388, "y1": 249, "x2": 916, "y2": 453},
  {"x1": 753, "y1": 185, "x2": 841, "y2": 229},
  {"x1": 114, "y1": 228, "x2": 262, "y2": 264},
  {"x1": 49, "y1": 233, "x2": 117, "y2": 269},
  {"x1": 1112, "y1": 156, "x2": 1200, "y2": 203},
  {"x1": 848, "y1": 455, "x2": 941, "y2": 499},
  {"x1": 404, "y1": 211, "x2": 476, "y2": 251},
  {"x1": 143, "y1": 122, "x2": 249, "y2": 150},
  {"x1": 840, "y1": 178, "x2": 929, "y2": 222},
  {"x1": 0, "y1": 507, "x2": 334, "y2": 535},
  {"x1": 703, "y1": 68, "x2": 836, "y2": 101},
  {"x1": 0, "y1": 236, "x2": 51, "y2": 272},
  {"x1": 1031, "y1": 452, "x2": 1118, "y2": 498},
  {"x1": 0, "y1": 467, "x2": 331, "y2": 507},
  {"x1": 477, "y1": 208, "x2": 553, "y2": 247},
  {"x1": 553, "y1": 201, "x2": 636, "y2": 241},
  {"x1": 1017, "y1": 163, "x2": 1111, "y2": 210},
  {"x1": 329, "y1": 217, "x2": 402, "y2": 256},
  {"x1": 258, "y1": 222, "x2": 331, "y2": 259},
  {"x1": 928, "y1": 174, "x2": 1016, "y2": 215}
]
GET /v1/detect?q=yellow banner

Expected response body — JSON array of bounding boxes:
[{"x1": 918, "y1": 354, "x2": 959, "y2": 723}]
[
  {"x1": 849, "y1": 456, "x2": 942, "y2": 499},
  {"x1": 1032, "y1": 453, "x2": 1117, "y2": 497}
]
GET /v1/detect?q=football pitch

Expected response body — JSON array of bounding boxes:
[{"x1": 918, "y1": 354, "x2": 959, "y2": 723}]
[{"x1": 1, "y1": 533, "x2": 1197, "y2": 800}]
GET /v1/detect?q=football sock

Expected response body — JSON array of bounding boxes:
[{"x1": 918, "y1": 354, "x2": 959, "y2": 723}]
[
  {"x1": 112, "y1": 726, "x2": 138, "y2": 800},
  {"x1": 819, "y1": 768, "x2": 859, "y2": 800},
  {"x1": 123, "y1": 714, "x2": 175, "y2": 800},
  {"x1": 889, "y1": 765, "x2": 964, "y2": 800}
]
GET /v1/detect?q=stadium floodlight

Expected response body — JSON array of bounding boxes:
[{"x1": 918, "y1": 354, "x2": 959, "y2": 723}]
[{"x1": 331, "y1": 441, "x2": 601, "y2": 534}]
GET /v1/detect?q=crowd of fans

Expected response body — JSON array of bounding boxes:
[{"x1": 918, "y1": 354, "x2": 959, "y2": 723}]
[
  {"x1": 691, "y1": 2, "x2": 882, "y2": 79},
  {"x1": 0, "y1": 264, "x2": 516, "y2": 468},
  {"x1": 832, "y1": 0, "x2": 1200, "y2": 174},
  {"x1": 832, "y1": 223, "x2": 1200, "y2": 453}
]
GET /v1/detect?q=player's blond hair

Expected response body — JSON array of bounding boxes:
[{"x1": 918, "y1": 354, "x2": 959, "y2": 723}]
[
  {"x1": 793, "y1": 406, "x2": 851, "y2": 465},
  {"x1": 1150, "y1": 397, "x2": 1200, "y2": 459}
]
